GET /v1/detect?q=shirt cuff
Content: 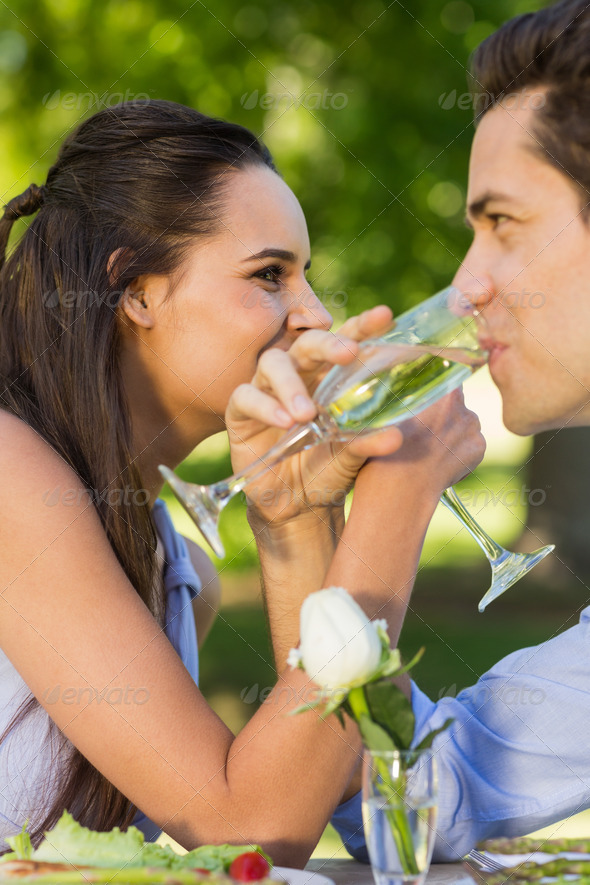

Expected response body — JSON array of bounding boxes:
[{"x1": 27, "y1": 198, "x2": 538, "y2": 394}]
[{"x1": 330, "y1": 790, "x2": 368, "y2": 863}]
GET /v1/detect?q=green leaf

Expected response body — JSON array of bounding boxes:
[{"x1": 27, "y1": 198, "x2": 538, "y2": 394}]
[
  {"x1": 358, "y1": 713, "x2": 395, "y2": 753},
  {"x1": 32, "y1": 811, "x2": 145, "y2": 868},
  {"x1": 181, "y1": 844, "x2": 271, "y2": 873},
  {"x1": 413, "y1": 718, "x2": 454, "y2": 752},
  {"x1": 289, "y1": 698, "x2": 324, "y2": 716},
  {"x1": 3, "y1": 821, "x2": 33, "y2": 861},
  {"x1": 394, "y1": 648, "x2": 425, "y2": 679},
  {"x1": 365, "y1": 680, "x2": 415, "y2": 750}
]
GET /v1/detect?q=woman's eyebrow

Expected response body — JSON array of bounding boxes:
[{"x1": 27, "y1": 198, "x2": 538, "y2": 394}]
[{"x1": 242, "y1": 248, "x2": 311, "y2": 270}]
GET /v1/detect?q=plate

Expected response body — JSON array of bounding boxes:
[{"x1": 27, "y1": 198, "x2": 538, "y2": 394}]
[
  {"x1": 272, "y1": 867, "x2": 335, "y2": 885},
  {"x1": 487, "y1": 852, "x2": 590, "y2": 867},
  {"x1": 465, "y1": 851, "x2": 590, "y2": 884}
]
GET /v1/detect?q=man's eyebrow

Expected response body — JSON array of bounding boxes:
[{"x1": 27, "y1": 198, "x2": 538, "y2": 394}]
[
  {"x1": 242, "y1": 248, "x2": 311, "y2": 270},
  {"x1": 466, "y1": 191, "x2": 517, "y2": 223}
]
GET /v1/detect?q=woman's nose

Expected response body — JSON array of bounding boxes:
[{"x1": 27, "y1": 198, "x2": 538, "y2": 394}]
[{"x1": 286, "y1": 284, "x2": 332, "y2": 332}]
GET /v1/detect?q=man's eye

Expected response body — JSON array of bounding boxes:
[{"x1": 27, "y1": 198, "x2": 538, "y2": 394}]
[
  {"x1": 255, "y1": 264, "x2": 286, "y2": 283},
  {"x1": 490, "y1": 214, "x2": 510, "y2": 228}
]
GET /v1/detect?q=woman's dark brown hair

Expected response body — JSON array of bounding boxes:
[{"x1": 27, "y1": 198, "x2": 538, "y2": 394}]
[
  {"x1": 470, "y1": 0, "x2": 590, "y2": 205},
  {"x1": 0, "y1": 99, "x2": 275, "y2": 843}
]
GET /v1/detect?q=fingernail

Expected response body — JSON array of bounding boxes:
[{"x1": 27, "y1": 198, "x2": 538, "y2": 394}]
[
  {"x1": 293, "y1": 394, "x2": 312, "y2": 415},
  {"x1": 275, "y1": 408, "x2": 293, "y2": 426}
]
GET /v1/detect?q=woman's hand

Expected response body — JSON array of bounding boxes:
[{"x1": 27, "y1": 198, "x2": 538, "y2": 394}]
[{"x1": 224, "y1": 306, "x2": 405, "y2": 528}]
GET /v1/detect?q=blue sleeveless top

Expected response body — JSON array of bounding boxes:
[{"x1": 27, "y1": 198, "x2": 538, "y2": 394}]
[{"x1": 132, "y1": 499, "x2": 202, "y2": 840}]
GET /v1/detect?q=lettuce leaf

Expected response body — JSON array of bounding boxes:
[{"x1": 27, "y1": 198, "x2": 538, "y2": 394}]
[
  {"x1": 30, "y1": 813, "x2": 145, "y2": 868},
  {"x1": 4, "y1": 822, "x2": 33, "y2": 861},
  {"x1": 178, "y1": 844, "x2": 272, "y2": 873},
  {"x1": 1, "y1": 812, "x2": 270, "y2": 874}
]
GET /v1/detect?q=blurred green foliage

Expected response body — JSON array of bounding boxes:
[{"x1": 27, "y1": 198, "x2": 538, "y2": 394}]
[
  {"x1": 2, "y1": 0, "x2": 543, "y2": 314},
  {"x1": 6, "y1": 0, "x2": 586, "y2": 852}
]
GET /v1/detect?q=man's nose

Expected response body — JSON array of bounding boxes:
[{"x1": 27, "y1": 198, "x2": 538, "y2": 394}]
[
  {"x1": 452, "y1": 264, "x2": 496, "y2": 310},
  {"x1": 286, "y1": 284, "x2": 332, "y2": 333}
]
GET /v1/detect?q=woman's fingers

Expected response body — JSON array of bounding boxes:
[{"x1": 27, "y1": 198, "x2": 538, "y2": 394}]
[
  {"x1": 337, "y1": 305, "x2": 393, "y2": 342},
  {"x1": 227, "y1": 383, "x2": 297, "y2": 429},
  {"x1": 283, "y1": 329, "x2": 360, "y2": 373},
  {"x1": 247, "y1": 333, "x2": 360, "y2": 423},
  {"x1": 227, "y1": 307, "x2": 396, "y2": 433}
]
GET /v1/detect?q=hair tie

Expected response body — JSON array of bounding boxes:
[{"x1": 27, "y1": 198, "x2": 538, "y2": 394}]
[{"x1": 2, "y1": 183, "x2": 47, "y2": 222}]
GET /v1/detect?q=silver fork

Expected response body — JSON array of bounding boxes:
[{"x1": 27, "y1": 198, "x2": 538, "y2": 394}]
[{"x1": 466, "y1": 849, "x2": 506, "y2": 872}]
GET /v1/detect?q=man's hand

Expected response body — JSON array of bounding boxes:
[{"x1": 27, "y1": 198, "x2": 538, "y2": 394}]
[{"x1": 358, "y1": 387, "x2": 486, "y2": 496}]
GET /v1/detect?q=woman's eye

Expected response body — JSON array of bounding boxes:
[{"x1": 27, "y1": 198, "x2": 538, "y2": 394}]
[{"x1": 256, "y1": 264, "x2": 286, "y2": 284}]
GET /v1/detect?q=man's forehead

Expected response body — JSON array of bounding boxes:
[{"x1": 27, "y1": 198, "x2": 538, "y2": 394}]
[{"x1": 468, "y1": 101, "x2": 547, "y2": 203}]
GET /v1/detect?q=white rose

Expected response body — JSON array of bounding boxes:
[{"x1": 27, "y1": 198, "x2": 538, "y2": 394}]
[{"x1": 296, "y1": 587, "x2": 384, "y2": 692}]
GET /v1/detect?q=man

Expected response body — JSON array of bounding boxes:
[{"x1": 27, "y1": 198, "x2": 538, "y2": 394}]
[{"x1": 331, "y1": 0, "x2": 590, "y2": 861}]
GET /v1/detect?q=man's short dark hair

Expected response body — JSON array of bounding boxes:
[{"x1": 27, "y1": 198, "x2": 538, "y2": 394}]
[{"x1": 471, "y1": 0, "x2": 590, "y2": 207}]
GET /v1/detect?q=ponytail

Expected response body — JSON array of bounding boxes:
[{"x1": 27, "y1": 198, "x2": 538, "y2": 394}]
[{"x1": 0, "y1": 183, "x2": 46, "y2": 270}]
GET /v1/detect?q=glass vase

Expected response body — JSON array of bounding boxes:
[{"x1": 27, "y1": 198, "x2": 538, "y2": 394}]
[{"x1": 362, "y1": 749, "x2": 438, "y2": 885}]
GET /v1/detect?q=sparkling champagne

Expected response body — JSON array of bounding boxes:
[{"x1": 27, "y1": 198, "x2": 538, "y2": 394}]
[{"x1": 326, "y1": 343, "x2": 486, "y2": 432}]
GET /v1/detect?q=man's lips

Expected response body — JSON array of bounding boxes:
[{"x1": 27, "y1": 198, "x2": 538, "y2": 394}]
[{"x1": 479, "y1": 335, "x2": 508, "y2": 357}]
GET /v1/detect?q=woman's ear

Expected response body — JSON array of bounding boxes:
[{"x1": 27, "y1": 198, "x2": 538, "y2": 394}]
[
  {"x1": 109, "y1": 248, "x2": 155, "y2": 330},
  {"x1": 107, "y1": 246, "x2": 132, "y2": 285},
  {"x1": 118, "y1": 284, "x2": 155, "y2": 330}
]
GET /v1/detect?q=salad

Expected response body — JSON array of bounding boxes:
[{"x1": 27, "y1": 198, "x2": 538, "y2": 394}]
[{"x1": 0, "y1": 812, "x2": 273, "y2": 883}]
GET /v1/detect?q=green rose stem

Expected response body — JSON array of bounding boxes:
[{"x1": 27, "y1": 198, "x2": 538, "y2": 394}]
[{"x1": 347, "y1": 687, "x2": 419, "y2": 877}]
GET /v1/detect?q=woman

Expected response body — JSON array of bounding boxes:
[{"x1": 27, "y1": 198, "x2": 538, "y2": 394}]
[{"x1": 0, "y1": 99, "x2": 483, "y2": 865}]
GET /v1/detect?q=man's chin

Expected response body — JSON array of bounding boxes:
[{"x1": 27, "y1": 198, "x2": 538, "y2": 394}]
[
  {"x1": 502, "y1": 414, "x2": 535, "y2": 436},
  {"x1": 501, "y1": 402, "x2": 549, "y2": 437},
  {"x1": 501, "y1": 405, "x2": 589, "y2": 436}
]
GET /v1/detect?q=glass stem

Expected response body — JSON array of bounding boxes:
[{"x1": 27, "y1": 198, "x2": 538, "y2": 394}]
[
  {"x1": 441, "y1": 487, "x2": 505, "y2": 562},
  {"x1": 216, "y1": 418, "x2": 327, "y2": 502}
]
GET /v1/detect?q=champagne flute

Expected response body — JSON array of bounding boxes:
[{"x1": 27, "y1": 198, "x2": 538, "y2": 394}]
[
  {"x1": 159, "y1": 287, "x2": 553, "y2": 610},
  {"x1": 369, "y1": 288, "x2": 555, "y2": 611}
]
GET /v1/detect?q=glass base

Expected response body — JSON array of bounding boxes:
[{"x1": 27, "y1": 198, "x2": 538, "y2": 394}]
[
  {"x1": 478, "y1": 544, "x2": 555, "y2": 612},
  {"x1": 158, "y1": 465, "x2": 226, "y2": 558},
  {"x1": 370, "y1": 870, "x2": 427, "y2": 885}
]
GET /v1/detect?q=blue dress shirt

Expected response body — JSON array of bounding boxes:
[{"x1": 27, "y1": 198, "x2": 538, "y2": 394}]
[{"x1": 331, "y1": 604, "x2": 590, "y2": 861}]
